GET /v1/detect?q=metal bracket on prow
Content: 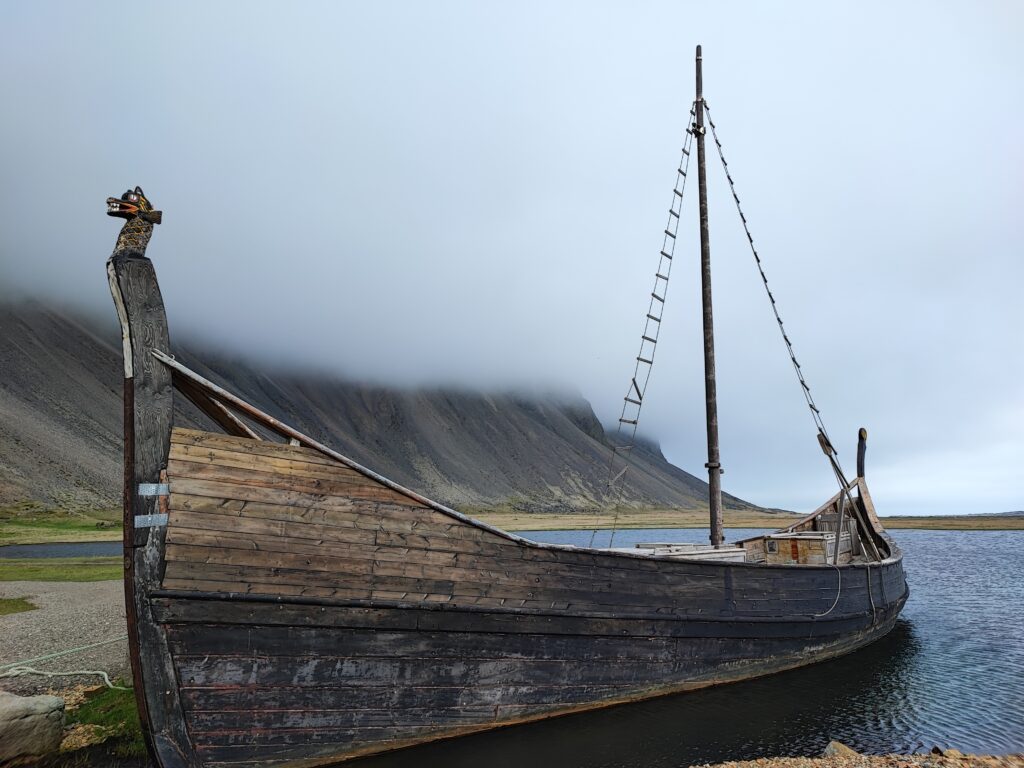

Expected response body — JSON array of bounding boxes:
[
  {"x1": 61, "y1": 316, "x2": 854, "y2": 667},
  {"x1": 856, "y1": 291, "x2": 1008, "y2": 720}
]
[{"x1": 135, "y1": 471, "x2": 170, "y2": 528}]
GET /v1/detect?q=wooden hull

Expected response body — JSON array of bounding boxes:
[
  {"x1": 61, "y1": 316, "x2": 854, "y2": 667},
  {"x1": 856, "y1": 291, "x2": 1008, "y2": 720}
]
[
  {"x1": 106, "y1": 254, "x2": 908, "y2": 768},
  {"x1": 150, "y1": 428, "x2": 906, "y2": 767},
  {"x1": 157, "y1": 593, "x2": 904, "y2": 767}
]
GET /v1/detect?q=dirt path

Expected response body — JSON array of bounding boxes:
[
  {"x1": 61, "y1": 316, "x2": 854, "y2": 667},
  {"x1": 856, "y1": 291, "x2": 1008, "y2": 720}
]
[{"x1": 0, "y1": 579, "x2": 129, "y2": 694}]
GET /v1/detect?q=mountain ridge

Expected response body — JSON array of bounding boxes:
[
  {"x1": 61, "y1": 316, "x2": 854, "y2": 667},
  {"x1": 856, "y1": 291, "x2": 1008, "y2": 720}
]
[{"x1": 0, "y1": 301, "x2": 768, "y2": 515}]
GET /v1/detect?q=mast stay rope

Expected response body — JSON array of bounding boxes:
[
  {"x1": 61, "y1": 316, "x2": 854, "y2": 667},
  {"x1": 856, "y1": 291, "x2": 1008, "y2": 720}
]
[
  {"x1": 702, "y1": 100, "x2": 873, "y2": 545},
  {"x1": 702, "y1": 99, "x2": 848, "y2": 478}
]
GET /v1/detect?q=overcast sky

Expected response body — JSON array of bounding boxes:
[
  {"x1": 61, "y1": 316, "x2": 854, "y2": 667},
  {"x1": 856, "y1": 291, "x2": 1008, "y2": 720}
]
[{"x1": 1, "y1": 2, "x2": 1021, "y2": 516}]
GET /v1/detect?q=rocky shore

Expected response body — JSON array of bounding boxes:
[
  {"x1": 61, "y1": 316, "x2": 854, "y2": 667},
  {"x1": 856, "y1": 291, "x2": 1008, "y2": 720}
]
[{"x1": 697, "y1": 744, "x2": 1024, "y2": 768}]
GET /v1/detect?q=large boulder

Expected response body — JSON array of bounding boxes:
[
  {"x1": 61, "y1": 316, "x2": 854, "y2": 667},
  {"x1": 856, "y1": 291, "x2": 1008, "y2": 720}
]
[
  {"x1": 0, "y1": 691, "x2": 65, "y2": 763},
  {"x1": 823, "y1": 740, "x2": 861, "y2": 758}
]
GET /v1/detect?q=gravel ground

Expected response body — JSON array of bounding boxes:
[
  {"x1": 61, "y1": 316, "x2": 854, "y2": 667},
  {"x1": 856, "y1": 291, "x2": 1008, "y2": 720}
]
[{"x1": 0, "y1": 579, "x2": 129, "y2": 694}]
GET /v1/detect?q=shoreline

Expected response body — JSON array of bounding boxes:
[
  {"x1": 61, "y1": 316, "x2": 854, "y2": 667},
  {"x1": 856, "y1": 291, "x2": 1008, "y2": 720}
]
[
  {"x1": 2, "y1": 513, "x2": 1022, "y2": 547},
  {"x1": 696, "y1": 750, "x2": 1023, "y2": 768},
  {"x1": 469, "y1": 510, "x2": 1024, "y2": 533}
]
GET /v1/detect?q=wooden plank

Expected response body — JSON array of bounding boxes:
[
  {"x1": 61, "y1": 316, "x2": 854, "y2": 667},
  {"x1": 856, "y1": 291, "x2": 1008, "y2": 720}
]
[
  {"x1": 170, "y1": 443, "x2": 365, "y2": 483},
  {"x1": 188, "y1": 705, "x2": 515, "y2": 731},
  {"x1": 163, "y1": 557, "x2": 862, "y2": 609},
  {"x1": 160, "y1": 569, "x2": 736, "y2": 615},
  {"x1": 167, "y1": 510, "x2": 379, "y2": 547},
  {"x1": 163, "y1": 524, "x2": 855, "y2": 603},
  {"x1": 172, "y1": 428, "x2": 350, "y2": 470},
  {"x1": 170, "y1": 474, "x2": 412, "y2": 507},
  {"x1": 162, "y1": 541, "x2": 730, "y2": 601},
  {"x1": 167, "y1": 625, "x2": 683, "y2": 664},
  {"x1": 172, "y1": 653, "x2": 684, "y2": 690},
  {"x1": 169, "y1": 460, "x2": 408, "y2": 503},
  {"x1": 153, "y1": 595, "x2": 884, "y2": 641},
  {"x1": 168, "y1": 496, "x2": 493, "y2": 543},
  {"x1": 180, "y1": 682, "x2": 631, "y2": 713}
]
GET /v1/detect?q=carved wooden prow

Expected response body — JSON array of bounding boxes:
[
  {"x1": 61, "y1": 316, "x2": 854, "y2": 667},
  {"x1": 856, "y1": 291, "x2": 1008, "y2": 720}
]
[
  {"x1": 857, "y1": 427, "x2": 868, "y2": 479},
  {"x1": 107, "y1": 253, "x2": 194, "y2": 768}
]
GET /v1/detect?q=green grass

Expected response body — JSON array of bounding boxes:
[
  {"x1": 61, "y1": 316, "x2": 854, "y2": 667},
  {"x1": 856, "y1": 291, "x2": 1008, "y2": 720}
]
[
  {"x1": 0, "y1": 596, "x2": 37, "y2": 615},
  {"x1": 0, "y1": 502, "x2": 121, "y2": 546},
  {"x1": 879, "y1": 515, "x2": 1024, "y2": 530},
  {"x1": 67, "y1": 684, "x2": 146, "y2": 760},
  {"x1": 0, "y1": 557, "x2": 123, "y2": 582}
]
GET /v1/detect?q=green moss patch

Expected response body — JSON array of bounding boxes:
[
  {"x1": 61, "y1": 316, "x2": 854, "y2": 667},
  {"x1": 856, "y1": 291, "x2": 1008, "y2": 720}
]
[
  {"x1": 0, "y1": 503, "x2": 121, "y2": 546},
  {"x1": 0, "y1": 557, "x2": 122, "y2": 582},
  {"x1": 67, "y1": 685, "x2": 146, "y2": 760},
  {"x1": 0, "y1": 596, "x2": 37, "y2": 615}
]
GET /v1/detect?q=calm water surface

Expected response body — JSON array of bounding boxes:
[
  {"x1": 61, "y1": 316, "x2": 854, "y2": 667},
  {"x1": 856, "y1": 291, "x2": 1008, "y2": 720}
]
[
  {"x1": 353, "y1": 528, "x2": 1024, "y2": 766},
  {"x1": 0, "y1": 541, "x2": 121, "y2": 558}
]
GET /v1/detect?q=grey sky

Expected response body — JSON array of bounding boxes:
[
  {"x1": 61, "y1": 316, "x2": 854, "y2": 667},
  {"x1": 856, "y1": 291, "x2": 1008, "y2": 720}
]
[{"x1": 1, "y1": 2, "x2": 1021, "y2": 515}]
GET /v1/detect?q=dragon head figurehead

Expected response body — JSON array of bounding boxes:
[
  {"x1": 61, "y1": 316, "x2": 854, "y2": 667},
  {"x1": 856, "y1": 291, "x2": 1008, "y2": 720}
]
[
  {"x1": 107, "y1": 186, "x2": 162, "y2": 224},
  {"x1": 107, "y1": 186, "x2": 162, "y2": 256}
]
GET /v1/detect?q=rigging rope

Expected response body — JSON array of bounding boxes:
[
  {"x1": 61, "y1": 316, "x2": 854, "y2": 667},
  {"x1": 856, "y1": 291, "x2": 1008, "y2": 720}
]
[
  {"x1": 594, "y1": 106, "x2": 697, "y2": 550},
  {"x1": 702, "y1": 99, "x2": 845, "y2": 474},
  {"x1": 0, "y1": 634, "x2": 130, "y2": 689}
]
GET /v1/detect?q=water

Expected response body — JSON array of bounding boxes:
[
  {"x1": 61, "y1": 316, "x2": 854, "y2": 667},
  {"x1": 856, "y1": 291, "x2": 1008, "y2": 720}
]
[
  {"x1": 353, "y1": 528, "x2": 1024, "y2": 766},
  {"x1": 0, "y1": 541, "x2": 122, "y2": 558}
]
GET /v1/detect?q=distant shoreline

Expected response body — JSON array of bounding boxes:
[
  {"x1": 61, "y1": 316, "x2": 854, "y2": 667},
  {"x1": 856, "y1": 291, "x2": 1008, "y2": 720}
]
[
  {"x1": 2, "y1": 506, "x2": 1021, "y2": 547},
  {"x1": 469, "y1": 508, "x2": 1024, "y2": 532}
]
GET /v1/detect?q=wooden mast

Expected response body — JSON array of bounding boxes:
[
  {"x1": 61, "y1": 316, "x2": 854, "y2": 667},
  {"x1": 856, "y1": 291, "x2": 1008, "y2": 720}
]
[{"x1": 694, "y1": 45, "x2": 724, "y2": 547}]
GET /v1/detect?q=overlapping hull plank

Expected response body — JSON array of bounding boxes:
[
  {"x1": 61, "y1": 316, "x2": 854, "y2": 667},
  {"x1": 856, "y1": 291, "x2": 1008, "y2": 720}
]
[{"x1": 148, "y1": 428, "x2": 908, "y2": 767}]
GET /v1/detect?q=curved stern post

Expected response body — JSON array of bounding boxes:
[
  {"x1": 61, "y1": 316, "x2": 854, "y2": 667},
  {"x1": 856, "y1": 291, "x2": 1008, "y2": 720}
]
[{"x1": 107, "y1": 253, "x2": 194, "y2": 767}]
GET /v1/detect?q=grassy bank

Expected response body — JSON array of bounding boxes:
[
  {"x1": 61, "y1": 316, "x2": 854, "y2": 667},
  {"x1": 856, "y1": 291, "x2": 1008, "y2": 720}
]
[
  {"x1": 0, "y1": 502, "x2": 121, "y2": 545},
  {"x1": 33, "y1": 684, "x2": 147, "y2": 767},
  {"x1": 470, "y1": 507, "x2": 1024, "y2": 532},
  {"x1": 879, "y1": 515, "x2": 1024, "y2": 530},
  {"x1": 0, "y1": 596, "x2": 37, "y2": 615},
  {"x1": 66, "y1": 685, "x2": 146, "y2": 759},
  {"x1": 0, "y1": 557, "x2": 123, "y2": 582}
]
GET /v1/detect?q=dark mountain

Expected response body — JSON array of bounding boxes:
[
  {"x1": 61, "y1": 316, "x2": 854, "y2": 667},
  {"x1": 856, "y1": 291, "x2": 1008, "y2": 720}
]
[{"x1": 0, "y1": 302, "x2": 763, "y2": 514}]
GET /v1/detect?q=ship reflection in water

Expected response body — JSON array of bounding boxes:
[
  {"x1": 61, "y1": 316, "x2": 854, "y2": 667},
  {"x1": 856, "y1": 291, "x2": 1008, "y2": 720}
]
[{"x1": 356, "y1": 529, "x2": 1024, "y2": 767}]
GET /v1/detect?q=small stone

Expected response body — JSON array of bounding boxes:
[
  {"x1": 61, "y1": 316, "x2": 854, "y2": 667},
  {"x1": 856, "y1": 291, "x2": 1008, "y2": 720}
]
[
  {"x1": 823, "y1": 740, "x2": 860, "y2": 758},
  {"x1": 943, "y1": 750, "x2": 965, "y2": 759},
  {"x1": 0, "y1": 691, "x2": 66, "y2": 763}
]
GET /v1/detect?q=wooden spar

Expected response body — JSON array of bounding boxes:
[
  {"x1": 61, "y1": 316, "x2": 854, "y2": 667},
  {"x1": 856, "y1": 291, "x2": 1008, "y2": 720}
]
[
  {"x1": 857, "y1": 427, "x2": 868, "y2": 478},
  {"x1": 695, "y1": 45, "x2": 724, "y2": 547},
  {"x1": 832, "y1": 489, "x2": 847, "y2": 565},
  {"x1": 174, "y1": 374, "x2": 262, "y2": 440}
]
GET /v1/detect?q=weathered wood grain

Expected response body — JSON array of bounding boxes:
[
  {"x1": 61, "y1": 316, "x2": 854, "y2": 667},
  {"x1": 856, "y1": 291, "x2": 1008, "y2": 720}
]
[
  {"x1": 157, "y1": 596, "x2": 904, "y2": 767},
  {"x1": 109, "y1": 253, "x2": 194, "y2": 768}
]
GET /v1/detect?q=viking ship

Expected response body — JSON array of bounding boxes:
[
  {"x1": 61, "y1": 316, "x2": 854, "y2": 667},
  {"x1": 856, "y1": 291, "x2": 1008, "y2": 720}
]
[{"x1": 108, "y1": 47, "x2": 908, "y2": 768}]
